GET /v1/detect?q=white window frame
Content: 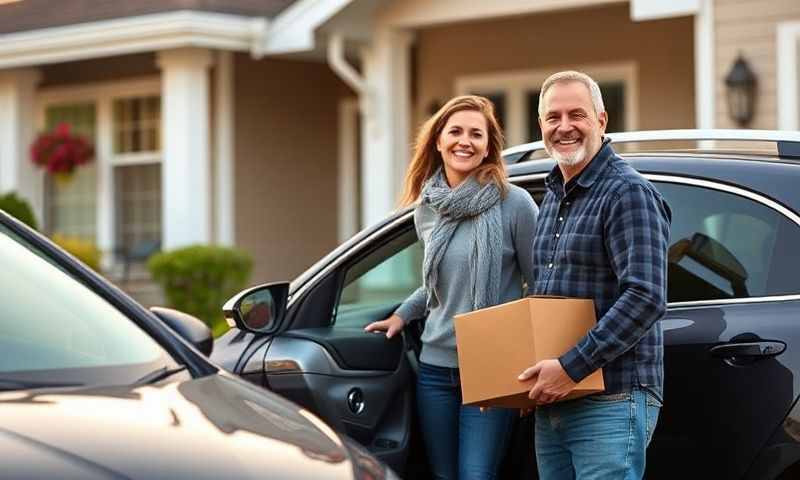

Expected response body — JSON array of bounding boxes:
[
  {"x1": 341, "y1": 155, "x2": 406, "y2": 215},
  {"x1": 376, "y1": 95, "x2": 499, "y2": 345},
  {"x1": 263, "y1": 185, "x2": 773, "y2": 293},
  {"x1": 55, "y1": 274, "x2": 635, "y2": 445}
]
[
  {"x1": 455, "y1": 62, "x2": 639, "y2": 146},
  {"x1": 36, "y1": 76, "x2": 161, "y2": 267}
]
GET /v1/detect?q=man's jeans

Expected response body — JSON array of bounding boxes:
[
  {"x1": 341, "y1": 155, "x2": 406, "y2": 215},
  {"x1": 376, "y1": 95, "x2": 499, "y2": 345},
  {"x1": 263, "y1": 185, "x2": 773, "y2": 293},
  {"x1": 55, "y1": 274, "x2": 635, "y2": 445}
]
[
  {"x1": 416, "y1": 362, "x2": 516, "y2": 480},
  {"x1": 535, "y1": 388, "x2": 661, "y2": 480}
]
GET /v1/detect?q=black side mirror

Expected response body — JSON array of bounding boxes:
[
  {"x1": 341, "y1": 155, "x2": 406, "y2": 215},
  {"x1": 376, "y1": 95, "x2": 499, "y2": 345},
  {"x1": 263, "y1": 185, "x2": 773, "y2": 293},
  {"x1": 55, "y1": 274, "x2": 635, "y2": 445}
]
[
  {"x1": 150, "y1": 307, "x2": 213, "y2": 356},
  {"x1": 222, "y1": 282, "x2": 290, "y2": 334}
]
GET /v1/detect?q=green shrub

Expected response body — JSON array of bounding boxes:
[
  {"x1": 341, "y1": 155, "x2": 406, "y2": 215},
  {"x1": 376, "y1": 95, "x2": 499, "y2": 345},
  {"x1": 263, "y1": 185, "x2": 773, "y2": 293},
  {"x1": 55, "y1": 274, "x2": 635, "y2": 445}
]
[
  {"x1": 51, "y1": 234, "x2": 102, "y2": 271},
  {"x1": 0, "y1": 192, "x2": 38, "y2": 230},
  {"x1": 148, "y1": 245, "x2": 253, "y2": 336}
]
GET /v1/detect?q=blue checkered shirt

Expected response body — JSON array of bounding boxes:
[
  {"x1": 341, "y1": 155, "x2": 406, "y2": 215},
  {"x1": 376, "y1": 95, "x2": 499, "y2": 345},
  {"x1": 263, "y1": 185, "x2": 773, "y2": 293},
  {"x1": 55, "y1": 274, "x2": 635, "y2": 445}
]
[{"x1": 532, "y1": 140, "x2": 671, "y2": 400}]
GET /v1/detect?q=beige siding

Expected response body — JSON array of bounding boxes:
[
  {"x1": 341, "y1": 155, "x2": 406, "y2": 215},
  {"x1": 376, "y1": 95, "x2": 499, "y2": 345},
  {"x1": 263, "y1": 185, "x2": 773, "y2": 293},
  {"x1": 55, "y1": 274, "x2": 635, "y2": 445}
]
[
  {"x1": 714, "y1": 0, "x2": 800, "y2": 129},
  {"x1": 234, "y1": 53, "x2": 349, "y2": 283},
  {"x1": 415, "y1": 4, "x2": 695, "y2": 139}
]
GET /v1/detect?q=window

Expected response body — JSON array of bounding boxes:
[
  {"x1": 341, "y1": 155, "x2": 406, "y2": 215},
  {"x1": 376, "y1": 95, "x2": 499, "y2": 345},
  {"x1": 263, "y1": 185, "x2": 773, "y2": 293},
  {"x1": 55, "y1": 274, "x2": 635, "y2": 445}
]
[
  {"x1": 111, "y1": 96, "x2": 162, "y2": 257},
  {"x1": 525, "y1": 82, "x2": 625, "y2": 142},
  {"x1": 656, "y1": 182, "x2": 800, "y2": 302},
  {"x1": 40, "y1": 83, "x2": 163, "y2": 271},
  {"x1": 44, "y1": 103, "x2": 97, "y2": 242},
  {"x1": 456, "y1": 63, "x2": 637, "y2": 146},
  {"x1": 336, "y1": 228, "x2": 423, "y2": 327},
  {"x1": 113, "y1": 96, "x2": 160, "y2": 154},
  {"x1": 0, "y1": 222, "x2": 171, "y2": 381}
]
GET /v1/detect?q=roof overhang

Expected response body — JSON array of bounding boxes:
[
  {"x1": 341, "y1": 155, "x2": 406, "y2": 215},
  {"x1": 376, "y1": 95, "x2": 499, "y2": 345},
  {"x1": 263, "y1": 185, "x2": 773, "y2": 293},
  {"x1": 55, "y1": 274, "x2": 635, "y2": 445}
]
[
  {"x1": 0, "y1": 10, "x2": 267, "y2": 69},
  {"x1": 253, "y1": 0, "x2": 357, "y2": 57}
]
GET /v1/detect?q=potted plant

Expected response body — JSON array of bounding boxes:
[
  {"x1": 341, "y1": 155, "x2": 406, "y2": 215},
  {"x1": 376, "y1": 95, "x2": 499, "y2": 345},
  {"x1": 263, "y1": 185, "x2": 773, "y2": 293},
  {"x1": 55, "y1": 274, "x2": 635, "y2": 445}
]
[{"x1": 30, "y1": 122, "x2": 94, "y2": 182}]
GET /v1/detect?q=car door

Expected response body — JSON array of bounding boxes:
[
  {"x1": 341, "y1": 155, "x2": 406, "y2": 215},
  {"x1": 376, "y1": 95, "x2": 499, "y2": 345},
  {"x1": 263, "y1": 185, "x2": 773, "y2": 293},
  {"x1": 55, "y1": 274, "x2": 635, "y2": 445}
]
[
  {"x1": 645, "y1": 176, "x2": 800, "y2": 479},
  {"x1": 254, "y1": 216, "x2": 424, "y2": 477}
]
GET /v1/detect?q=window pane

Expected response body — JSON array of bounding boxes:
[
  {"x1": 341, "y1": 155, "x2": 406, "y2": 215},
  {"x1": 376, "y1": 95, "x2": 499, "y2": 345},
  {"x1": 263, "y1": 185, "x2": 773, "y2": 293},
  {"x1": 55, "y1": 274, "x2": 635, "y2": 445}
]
[
  {"x1": 337, "y1": 229, "x2": 422, "y2": 327},
  {"x1": 45, "y1": 103, "x2": 97, "y2": 242},
  {"x1": 656, "y1": 182, "x2": 800, "y2": 302},
  {"x1": 527, "y1": 90, "x2": 542, "y2": 143},
  {"x1": 114, "y1": 164, "x2": 162, "y2": 257},
  {"x1": 602, "y1": 82, "x2": 625, "y2": 134},
  {"x1": 113, "y1": 96, "x2": 161, "y2": 154},
  {"x1": 471, "y1": 92, "x2": 506, "y2": 132}
]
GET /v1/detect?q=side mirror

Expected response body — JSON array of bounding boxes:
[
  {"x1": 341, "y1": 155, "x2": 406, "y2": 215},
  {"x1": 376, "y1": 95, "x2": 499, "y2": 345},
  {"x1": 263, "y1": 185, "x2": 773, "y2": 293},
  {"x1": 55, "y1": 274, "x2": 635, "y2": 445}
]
[
  {"x1": 222, "y1": 282, "x2": 290, "y2": 334},
  {"x1": 150, "y1": 307, "x2": 213, "y2": 356}
]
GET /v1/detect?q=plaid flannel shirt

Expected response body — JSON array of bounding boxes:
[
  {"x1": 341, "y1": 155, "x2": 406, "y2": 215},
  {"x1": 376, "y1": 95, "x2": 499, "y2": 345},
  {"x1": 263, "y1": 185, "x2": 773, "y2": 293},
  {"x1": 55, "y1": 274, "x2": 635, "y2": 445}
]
[{"x1": 532, "y1": 140, "x2": 671, "y2": 400}]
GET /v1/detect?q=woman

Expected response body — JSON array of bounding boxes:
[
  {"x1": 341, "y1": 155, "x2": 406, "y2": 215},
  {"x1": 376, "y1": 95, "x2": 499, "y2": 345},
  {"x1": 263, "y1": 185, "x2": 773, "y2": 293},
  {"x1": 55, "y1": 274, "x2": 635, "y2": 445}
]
[{"x1": 365, "y1": 95, "x2": 538, "y2": 479}]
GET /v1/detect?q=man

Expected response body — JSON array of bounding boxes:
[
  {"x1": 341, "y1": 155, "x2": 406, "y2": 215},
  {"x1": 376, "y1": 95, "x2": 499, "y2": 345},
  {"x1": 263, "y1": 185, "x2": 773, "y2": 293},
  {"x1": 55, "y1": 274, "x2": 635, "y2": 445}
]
[{"x1": 518, "y1": 71, "x2": 671, "y2": 479}]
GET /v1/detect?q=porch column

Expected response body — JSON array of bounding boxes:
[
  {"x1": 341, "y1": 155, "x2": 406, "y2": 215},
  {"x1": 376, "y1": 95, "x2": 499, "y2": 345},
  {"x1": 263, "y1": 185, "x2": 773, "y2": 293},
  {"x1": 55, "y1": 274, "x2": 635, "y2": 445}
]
[
  {"x1": 157, "y1": 48, "x2": 214, "y2": 249},
  {"x1": 359, "y1": 28, "x2": 414, "y2": 228},
  {"x1": 0, "y1": 68, "x2": 42, "y2": 222}
]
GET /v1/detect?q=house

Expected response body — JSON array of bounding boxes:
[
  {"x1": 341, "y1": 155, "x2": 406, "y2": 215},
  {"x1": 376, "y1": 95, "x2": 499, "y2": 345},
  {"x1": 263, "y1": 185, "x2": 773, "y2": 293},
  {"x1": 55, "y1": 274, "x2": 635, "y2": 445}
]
[{"x1": 0, "y1": 0, "x2": 797, "y2": 301}]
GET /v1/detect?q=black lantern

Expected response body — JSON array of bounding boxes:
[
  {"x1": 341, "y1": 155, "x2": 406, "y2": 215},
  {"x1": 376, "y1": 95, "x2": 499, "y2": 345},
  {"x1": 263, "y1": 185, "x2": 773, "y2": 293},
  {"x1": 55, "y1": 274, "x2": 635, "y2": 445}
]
[{"x1": 724, "y1": 55, "x2": 757, "y2": 127}]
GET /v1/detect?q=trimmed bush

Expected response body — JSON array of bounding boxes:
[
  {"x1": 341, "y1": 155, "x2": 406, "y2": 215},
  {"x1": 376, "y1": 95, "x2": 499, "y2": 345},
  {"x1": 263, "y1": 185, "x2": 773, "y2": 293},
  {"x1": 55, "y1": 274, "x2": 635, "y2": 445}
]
[
  {"x1": 0, "y1": 192, "x2": 38, "y2": 230},
  {"x1": 51, "y1": 234, "x2": 102, "y2": 271},
  {"x1": 147, "y1": 245, "x2": 253, "y2": 335}
]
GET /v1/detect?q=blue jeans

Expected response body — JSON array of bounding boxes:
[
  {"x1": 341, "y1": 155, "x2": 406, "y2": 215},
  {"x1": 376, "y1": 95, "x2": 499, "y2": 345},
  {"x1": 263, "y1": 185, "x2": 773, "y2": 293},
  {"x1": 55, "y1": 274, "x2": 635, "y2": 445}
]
[
  {"x1": 416, "y1": 362, "x2": 516, "y2": 480},
  {"x1": 535, "y1": 388, "x2": 661, "y2": 480}
]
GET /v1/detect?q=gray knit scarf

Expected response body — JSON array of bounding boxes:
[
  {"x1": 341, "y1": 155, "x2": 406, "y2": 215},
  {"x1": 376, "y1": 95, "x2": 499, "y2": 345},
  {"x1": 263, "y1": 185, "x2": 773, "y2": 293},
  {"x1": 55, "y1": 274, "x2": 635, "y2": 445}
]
[{"x1": 420, "y1": 169, "x2": 503, "y2": 311}]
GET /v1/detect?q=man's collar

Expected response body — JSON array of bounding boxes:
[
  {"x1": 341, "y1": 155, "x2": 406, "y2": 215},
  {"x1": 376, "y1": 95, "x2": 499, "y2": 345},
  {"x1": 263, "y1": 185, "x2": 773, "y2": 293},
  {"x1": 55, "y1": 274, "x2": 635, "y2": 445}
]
[{"x1": 545, "y1": 137, "x2": 614, "y2": 192}]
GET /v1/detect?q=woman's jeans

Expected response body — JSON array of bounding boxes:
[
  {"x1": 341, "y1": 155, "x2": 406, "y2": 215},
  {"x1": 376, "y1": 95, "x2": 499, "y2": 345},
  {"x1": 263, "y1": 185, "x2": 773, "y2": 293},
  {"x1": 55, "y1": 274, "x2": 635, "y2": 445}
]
[
  {"x1": 534, "y1": 388, "x2": 662, "y2": 480},
  {"x1": 416, "y1": 361, "x2": 516, "y2": 480}
]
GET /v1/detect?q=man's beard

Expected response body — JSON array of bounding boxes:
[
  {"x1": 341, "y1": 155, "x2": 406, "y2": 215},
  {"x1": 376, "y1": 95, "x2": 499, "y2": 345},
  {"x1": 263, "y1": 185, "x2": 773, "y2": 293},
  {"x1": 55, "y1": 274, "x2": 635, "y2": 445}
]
[{"x1": 545, "y1": 141, "x2": 586, "y2": 167}]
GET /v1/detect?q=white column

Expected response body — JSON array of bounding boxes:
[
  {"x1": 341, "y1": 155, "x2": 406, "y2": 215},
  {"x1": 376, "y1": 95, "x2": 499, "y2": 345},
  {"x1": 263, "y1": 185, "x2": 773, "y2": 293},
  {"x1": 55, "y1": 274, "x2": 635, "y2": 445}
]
[
  {"x1": 157, "y1": 48, "x2": 214, "y2": 249},
  {"x1": 694, "y1": 0, "x2": 714, "y2": 130},
  {"x1": 359, "y1": 28, "x2": 414, "y2": 229},
  {"x1": 96, "y1": 98, "x2": 115, "y2": 269},
  {"x1": 0, "y1": 68, "x2": 42, "y2": 222},
  {"x1": 214, "y1": 50, "x2": 235, "y2": 246},
  {"x1": 338, "y1": 98, "x2": 360, "y2": 243},
  {"x1": 358, "y1": 28, "x2": 416, "y2": 291}
]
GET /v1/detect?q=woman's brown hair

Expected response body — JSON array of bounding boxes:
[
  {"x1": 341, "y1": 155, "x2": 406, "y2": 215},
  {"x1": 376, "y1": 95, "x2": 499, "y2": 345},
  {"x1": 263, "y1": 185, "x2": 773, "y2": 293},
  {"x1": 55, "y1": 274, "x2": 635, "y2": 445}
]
[{"x1": 399, "y1": 95, "x2": 508, "y2": 207}]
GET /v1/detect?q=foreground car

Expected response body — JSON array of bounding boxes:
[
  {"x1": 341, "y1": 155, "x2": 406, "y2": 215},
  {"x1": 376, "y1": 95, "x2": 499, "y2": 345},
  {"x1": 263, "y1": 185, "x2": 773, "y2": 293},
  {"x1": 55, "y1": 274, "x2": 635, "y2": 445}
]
[
  {"x1": 0, "y1": 213, "x2": 394, "y2": 480},
  {"x1": 215, "y1": 129, "x2": 800, "y2": 480}
]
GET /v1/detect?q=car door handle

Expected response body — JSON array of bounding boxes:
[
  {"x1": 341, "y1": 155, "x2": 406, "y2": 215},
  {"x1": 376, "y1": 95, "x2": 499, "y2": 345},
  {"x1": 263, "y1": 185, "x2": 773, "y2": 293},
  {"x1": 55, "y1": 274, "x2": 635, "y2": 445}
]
[{"x1": 709, "y1": 341, "x2": 786, "y2": 359}]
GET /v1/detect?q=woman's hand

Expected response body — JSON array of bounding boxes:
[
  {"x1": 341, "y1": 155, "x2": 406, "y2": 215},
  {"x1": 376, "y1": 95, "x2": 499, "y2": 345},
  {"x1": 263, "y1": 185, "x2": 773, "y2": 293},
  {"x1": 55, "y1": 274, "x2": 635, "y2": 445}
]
[{"x1": 364, "y1": 314, "x2": 405, "y2": 339}]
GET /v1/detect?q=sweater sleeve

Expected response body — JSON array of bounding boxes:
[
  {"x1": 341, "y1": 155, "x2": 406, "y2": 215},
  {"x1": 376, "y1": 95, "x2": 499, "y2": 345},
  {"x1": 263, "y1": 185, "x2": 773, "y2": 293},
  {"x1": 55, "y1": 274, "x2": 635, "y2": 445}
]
[
  {"x1": 512, "y1": 187, "x2": 539, "y2": 294},
  {"x1": 394, "y1": 286, "x2": 427, "y2": 325}
]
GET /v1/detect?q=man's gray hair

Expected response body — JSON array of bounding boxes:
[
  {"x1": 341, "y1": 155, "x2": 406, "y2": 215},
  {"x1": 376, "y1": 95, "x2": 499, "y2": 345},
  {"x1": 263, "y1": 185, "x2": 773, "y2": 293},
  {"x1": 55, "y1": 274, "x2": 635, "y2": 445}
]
[{"x1": 538, "y1": 71, "x2": 605, "y2": 117}]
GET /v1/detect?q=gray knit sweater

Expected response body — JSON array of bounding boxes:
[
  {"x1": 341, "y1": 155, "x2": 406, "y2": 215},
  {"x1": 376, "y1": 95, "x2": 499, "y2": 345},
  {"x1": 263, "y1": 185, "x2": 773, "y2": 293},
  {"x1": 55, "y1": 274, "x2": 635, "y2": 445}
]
[{"x1": 394, "y1": 184, "x2": 539, "y2": 368}]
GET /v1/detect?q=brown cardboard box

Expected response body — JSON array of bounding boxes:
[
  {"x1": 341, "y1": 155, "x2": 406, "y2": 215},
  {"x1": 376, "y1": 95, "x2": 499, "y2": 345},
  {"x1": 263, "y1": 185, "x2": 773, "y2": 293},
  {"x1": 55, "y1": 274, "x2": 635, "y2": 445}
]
[{"x1": 454, "y1": 296, "x2": 605, "y2": 408}]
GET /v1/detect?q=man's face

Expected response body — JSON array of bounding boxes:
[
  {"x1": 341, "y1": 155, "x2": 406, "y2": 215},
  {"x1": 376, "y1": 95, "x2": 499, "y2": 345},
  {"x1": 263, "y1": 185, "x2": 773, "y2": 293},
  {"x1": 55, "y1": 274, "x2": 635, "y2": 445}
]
[{"x1": 539, "y1": 81, "x2": 607, "y2": 168}]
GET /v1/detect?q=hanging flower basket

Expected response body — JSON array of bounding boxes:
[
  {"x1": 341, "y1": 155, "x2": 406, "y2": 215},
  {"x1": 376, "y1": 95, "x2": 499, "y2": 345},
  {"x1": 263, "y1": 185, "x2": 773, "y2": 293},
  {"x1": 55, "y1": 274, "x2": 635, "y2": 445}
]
[{"x1": 30, "y1": 122, "x2": 94, "y2": 182}]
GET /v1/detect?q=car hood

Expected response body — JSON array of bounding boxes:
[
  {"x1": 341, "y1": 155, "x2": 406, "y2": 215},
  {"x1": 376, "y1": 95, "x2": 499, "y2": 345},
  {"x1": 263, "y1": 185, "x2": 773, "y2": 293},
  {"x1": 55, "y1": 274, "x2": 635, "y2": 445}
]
[{"x1": 0, "y1": 373, "x2": 365, "y2": 479}]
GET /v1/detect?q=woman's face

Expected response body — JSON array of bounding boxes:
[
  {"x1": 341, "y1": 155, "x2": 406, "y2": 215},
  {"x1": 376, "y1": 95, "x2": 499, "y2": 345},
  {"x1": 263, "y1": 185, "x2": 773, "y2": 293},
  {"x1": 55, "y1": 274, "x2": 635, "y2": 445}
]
[{"x1": 436, "y1": 109, "x2": 490, "y2": 187}]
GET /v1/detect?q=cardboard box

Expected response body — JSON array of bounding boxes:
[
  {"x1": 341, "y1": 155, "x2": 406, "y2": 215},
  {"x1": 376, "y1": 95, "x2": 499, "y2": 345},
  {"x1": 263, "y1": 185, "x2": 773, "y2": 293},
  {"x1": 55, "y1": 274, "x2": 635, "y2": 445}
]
[{"x1": 454, "y1": 296, "x2": 605, "y2": 408}]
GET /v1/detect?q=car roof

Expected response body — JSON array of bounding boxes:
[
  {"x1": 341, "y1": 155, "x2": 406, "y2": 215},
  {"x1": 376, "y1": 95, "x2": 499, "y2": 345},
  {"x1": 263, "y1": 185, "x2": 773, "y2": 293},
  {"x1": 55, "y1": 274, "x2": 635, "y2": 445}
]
[{"x1": 507, "y1": 143, "x2": 800, "y2": 213}]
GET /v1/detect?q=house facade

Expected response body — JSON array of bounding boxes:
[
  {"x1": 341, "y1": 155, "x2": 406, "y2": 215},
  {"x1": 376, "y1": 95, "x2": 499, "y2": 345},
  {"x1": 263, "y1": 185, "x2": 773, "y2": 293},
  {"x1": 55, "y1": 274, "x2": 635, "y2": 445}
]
[{"x1": 0, "y1": 0, "x2": 797, "y2": 299}]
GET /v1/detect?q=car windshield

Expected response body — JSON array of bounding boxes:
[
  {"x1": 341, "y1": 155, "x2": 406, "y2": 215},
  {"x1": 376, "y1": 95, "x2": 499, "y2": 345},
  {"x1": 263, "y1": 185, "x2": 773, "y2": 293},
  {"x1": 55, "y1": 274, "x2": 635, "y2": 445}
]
[{"x1": 0, "y1": 221, "x2": 175, "y2": 389}]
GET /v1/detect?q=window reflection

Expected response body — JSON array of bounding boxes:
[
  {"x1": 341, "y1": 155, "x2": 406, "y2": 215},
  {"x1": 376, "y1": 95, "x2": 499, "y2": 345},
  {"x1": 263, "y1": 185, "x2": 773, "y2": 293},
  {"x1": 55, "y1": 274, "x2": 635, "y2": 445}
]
[{"x1": 656, "y1": 182, "x2": 800, "y2": 302}]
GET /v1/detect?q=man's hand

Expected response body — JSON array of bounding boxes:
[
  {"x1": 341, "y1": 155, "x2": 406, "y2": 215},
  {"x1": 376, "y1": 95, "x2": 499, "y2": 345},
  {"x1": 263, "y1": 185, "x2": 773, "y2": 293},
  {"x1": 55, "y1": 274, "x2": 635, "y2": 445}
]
[
  {"x1": 518, "y1": 359, "x2": 577, "y2": 405},
  {"x1": 364, "y1": 314, "x2": 405, "y2": 339}
]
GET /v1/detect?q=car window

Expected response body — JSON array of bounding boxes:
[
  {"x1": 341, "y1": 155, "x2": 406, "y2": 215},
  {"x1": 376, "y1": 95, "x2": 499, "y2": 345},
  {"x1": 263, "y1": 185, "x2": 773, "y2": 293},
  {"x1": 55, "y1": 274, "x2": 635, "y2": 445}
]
[
  {"x1": 0, "y1": 223, "x2": 174, "y2": 385},
  {"x1": 655, "y1": 181, "x2": 800, "y2": 302},
  {"x1": 335, "y1": 228, "x2": 422, "y2": 327}
]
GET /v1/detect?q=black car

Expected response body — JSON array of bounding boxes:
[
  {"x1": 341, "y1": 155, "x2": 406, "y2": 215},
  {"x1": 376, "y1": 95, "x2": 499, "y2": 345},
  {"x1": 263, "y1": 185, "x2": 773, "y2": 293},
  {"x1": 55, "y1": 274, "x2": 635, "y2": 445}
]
[
  {"x1": 0, "y1": 212, "x2": 397, "y2": 480},
  {"x1": 214, "y1": 129, "x2": 800, "y2": 480}
]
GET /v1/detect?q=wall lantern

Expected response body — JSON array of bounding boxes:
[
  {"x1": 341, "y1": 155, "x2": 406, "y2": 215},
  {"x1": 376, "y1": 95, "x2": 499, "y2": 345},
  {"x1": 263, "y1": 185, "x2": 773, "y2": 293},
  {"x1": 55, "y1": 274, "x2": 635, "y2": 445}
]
[{"x1": 724, "y1": 55, "x2": 757, "y2": 127}]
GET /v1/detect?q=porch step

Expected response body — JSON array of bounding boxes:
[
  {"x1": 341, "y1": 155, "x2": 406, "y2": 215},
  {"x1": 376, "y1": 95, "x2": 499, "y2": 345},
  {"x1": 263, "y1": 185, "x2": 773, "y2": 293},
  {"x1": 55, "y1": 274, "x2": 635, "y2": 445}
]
[{"x1": 105, "y1": 264, "x2": 166, "y2": 308}]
